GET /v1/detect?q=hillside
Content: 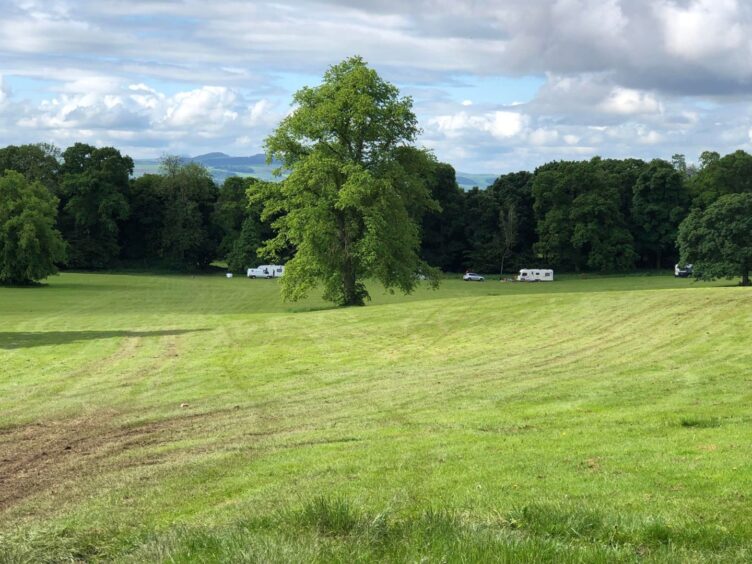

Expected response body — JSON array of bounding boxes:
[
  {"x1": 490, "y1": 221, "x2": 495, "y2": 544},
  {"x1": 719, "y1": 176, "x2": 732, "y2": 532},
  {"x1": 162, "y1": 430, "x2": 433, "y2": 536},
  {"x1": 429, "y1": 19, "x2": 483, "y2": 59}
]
[
  {"x1": 2, "y1": 273, "x2": 751, "y2": 561},
  {"x1": 132, "y1": 154, "x2": 496, "y2": 189}
]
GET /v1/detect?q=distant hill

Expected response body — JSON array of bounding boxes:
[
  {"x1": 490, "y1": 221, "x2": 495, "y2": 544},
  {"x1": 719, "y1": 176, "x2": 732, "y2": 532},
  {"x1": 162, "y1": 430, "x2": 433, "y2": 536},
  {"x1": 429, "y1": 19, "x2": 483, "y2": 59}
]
[
  {"x1": 455, "y1": 174, "x2": 497, "y2": 190},
  {"x1": 132, "y1": 153, "x2": 282, "y2": 183},
  {"x1": 132, "y1": 153, "x2": 495, "y2": 189}
]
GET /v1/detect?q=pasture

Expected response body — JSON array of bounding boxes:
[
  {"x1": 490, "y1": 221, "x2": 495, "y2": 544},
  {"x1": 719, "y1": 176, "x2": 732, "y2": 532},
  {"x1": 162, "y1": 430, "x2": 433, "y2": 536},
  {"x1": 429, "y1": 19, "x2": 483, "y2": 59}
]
[{"x1": 1, "y1": 272, "x2": 750, "y2": 562}]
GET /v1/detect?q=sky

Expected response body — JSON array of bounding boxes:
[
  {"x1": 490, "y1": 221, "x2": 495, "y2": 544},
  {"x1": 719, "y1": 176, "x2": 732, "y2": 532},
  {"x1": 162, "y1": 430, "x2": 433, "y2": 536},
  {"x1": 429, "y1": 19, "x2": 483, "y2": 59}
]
[{"x1": 1, "y1": 0, "x2": 752, "y2": 173}]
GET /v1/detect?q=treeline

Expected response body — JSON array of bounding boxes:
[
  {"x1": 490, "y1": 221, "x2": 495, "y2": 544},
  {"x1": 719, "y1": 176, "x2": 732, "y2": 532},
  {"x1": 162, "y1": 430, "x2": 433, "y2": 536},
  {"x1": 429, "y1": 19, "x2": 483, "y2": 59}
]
[
  {"x1": 2, "y1": 142, "x2": 751, "y2": 280},
  {"x1": 0, "y1": 143, "x2": 275, "y2": 273},
  {"x1": 422, "y1": 151, "x2": 752, "y2": 274}
]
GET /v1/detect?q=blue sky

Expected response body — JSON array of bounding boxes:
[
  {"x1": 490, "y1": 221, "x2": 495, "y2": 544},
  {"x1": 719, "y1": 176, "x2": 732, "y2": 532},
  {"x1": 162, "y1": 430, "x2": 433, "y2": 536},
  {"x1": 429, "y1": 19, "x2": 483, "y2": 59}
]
[{"x1": 1, "y1": 0, "x2": 751, "y2": 173}]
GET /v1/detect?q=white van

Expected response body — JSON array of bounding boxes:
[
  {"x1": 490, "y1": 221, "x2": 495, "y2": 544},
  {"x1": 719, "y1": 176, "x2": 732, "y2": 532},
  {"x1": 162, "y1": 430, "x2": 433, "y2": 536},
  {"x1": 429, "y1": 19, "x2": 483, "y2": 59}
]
[
  {"x1": 517, "y1": 269, "x2": 554, "y2": 282},
  {"x1": 247, "y1": 265, "x2": 285, "y2": 278}
]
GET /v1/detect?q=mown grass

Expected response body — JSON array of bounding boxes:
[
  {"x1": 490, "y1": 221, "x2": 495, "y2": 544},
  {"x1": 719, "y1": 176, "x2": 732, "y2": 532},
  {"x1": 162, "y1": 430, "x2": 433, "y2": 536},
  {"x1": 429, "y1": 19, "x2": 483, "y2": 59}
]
[{"x1": 1, "y1": 271, "x2": 751, "y2": 562}]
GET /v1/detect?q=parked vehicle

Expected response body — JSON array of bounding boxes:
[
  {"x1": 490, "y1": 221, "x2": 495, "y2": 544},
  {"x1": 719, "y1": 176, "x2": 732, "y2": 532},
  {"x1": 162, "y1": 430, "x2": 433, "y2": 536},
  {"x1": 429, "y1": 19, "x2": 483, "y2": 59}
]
[
  {"x1": 463, "y1": 272, "x2": 484, "y2": 281},
  {"x1": 517, "y1": 269, "x2": 554, "y2": 282},
  {"x1": 247, "y1": 265, "x2": 285, "y2": 278},
  {"x1": 674, "y1": 263, "x2": 693, "y2": 277}
]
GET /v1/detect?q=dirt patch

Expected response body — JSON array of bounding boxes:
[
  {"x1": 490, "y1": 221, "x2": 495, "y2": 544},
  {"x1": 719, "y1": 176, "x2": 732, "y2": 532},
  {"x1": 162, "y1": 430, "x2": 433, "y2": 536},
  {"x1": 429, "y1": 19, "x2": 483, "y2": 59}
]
[{"x1": 0, "y1": 410, "x2": 214, "y2": 512}]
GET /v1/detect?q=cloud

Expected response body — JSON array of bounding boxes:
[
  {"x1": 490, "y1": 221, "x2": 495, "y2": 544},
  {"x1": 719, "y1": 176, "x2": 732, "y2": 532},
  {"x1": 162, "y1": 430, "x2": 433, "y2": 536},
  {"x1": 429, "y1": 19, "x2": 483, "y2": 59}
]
[
  {"x1": 430, "y1": 110, "x2": 528, "y2": 140},
  {"x1": 1, "y1": 0, "x2": 752, "y2": 170},
  {"x1": 599, "y1": 87, "x2": 662, "y2": 115},
  {"x1": 164, "y1": 87, "x2": 238, "y2": 129},
  {"x1": 4, "y1": 75, "x2": 282, "y2": 157},
  {"x1": 0, "y1": 75, "x2": 9, "y2": 107},
  {"x1": 657, "y1": 0, "x2": 746, "y2": 60},
  {"x1": 528, "y1": 128, "x2": 559, "y2": 146}
]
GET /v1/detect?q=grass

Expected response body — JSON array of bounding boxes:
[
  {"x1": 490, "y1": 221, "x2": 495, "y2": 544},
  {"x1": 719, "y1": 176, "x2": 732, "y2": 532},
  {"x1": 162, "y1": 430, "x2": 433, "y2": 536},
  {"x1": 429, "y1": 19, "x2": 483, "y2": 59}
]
[{"x1": 1, "y1": 271, "x2": 751, "y2": 562}]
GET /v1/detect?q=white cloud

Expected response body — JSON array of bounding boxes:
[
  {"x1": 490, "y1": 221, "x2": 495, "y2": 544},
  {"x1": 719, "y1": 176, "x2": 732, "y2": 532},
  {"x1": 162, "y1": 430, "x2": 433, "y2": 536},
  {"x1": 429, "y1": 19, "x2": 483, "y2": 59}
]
[
  {"x1": 638, "y1": 129, "x2": 663, "y2": 145},
  {"x1": 528, "y1": 128, "x2": 559, "y2": 146},
  {"x1": 430, "y1": 110, "x2": 527, "y2": 140},
  {"x1": 3, "y1": 75, "x2": 282, "y2": 158},
  {"x1": 563, "y1": 134, "x2": 580, "y2": 145},
  {"x1": 657, "y1": 0, "x2": 746, "y2": 59},
  {"x1": 2, "y1": 0, "x2": 752, "y2": 170},
  {"x1": 489, "y1": 111, "x2": 527, "y2": 138},
  {"x1": 164, "y1": 86, "x2": 238, "y2": 129},
  {"x1": 599, "y1": 87, "x2": 661, "y2": 115},
  {"x1": 246, "y1": 99, "x2": 274, "y2": 127}
]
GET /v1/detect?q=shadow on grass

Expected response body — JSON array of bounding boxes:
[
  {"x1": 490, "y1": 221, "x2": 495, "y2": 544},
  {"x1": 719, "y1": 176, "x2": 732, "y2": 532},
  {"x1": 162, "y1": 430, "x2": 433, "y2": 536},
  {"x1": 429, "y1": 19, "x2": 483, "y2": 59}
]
[{"x1": 0, "y1": 328, "x2": 208, "y2": 349}]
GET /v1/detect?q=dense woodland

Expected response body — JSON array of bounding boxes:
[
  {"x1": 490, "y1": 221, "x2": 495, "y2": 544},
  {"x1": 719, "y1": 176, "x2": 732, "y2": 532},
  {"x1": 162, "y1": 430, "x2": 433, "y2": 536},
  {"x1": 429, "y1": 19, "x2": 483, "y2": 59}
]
[{"x1": 1, "y1": 142, "x2": 751, "y2": 277}]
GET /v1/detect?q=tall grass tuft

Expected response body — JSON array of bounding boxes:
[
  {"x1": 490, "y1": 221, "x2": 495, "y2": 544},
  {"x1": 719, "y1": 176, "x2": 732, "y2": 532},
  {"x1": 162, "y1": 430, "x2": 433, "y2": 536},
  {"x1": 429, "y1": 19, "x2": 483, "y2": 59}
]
[{"x1": 293, "y1": 496, "x2": 363, "y2": 536}]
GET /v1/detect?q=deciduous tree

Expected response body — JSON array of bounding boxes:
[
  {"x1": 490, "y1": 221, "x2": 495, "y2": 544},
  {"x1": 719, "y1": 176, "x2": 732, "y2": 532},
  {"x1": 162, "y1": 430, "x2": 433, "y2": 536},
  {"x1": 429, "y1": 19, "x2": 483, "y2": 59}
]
[
  {"x1": 259, "y1": 56, "x2": 439, "y2": 306},
  {"x1": 689, "y1": 150, "x2": 752, "y2": 208},
  {"x1": 0, "y1": 143, "x2": 61, "y2": 193},
  {"x1": 632, "y1": 159, "x2": 689, "y2": 269},
  {"x1": 677, "y1": 193, "x2": 752, "y2": 286},
  {"x1": 158, "y1": 157, "x2": 219, "y2": 269},
  {"x1": 0, "y1": 171, "x2": 66, "y2": 285},
  {"x1": 59, "y1": 143, "x2": 132, "y2": 268},
  {"x1": 420, "y1": 163, "x2": 466, "y2": 272}
]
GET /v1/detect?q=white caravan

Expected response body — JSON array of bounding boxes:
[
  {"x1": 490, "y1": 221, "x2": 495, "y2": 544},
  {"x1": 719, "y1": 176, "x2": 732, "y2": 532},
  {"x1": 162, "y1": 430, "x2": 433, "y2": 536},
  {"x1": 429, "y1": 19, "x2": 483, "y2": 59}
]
[
  {"x1": 247, "y1": 265, "x2": 285, "y2": 278},
  {"x1": 517, "y1": 269, "x2": 554, "y2": 282}
]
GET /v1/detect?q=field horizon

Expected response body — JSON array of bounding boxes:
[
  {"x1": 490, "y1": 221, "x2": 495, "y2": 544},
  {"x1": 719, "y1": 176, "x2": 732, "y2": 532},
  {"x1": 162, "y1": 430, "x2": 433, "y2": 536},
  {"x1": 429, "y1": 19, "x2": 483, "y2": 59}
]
[{"x1": 1, "y1": 272, "x2": 751, "y2": 562}]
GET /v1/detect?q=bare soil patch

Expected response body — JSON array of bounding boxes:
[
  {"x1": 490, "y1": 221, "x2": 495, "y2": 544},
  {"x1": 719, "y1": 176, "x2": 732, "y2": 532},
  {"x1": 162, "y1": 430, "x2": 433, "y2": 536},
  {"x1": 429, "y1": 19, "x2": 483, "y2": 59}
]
[{"x1": 0, "y1": 410, "x2": 213, "y2": 512}]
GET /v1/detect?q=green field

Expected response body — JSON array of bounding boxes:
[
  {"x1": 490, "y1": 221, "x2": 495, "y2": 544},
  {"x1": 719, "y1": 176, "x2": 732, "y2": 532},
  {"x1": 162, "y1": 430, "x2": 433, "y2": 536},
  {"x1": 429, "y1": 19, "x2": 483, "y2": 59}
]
[{"x1": 1, "y1": 273, "x2": 751, "y2": 562}]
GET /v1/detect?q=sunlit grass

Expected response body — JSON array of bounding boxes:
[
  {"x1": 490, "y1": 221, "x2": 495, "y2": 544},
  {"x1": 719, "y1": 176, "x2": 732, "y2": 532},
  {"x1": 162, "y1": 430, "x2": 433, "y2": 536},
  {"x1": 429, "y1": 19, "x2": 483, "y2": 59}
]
[{"x1": 1, "y1": 272, "x2": 750, "y2": 562}]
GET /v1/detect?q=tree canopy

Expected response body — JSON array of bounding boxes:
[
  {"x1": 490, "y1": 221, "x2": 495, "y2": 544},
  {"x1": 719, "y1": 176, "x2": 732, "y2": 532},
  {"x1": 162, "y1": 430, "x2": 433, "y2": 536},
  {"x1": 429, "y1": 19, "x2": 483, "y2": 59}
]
[
  {"x1": 2, "y1": 135, "x2": 751, "y2": 280},
  {"x1": 0, "y1": 143, "x2": 61, "y2": 193},
  {"x1": 631, "y1": 159, "x2": 689, "y2": 269},
  {"x1": 678, "y1": 193, "x2": 752, "y2": 286},
  {"x1": 689, "y1": 150, "x2": 752, "y2": 208},
  {"x1": 157, "y1": 157, "x2": 220, "y2": 270},
  {"x1": 0, "y1": 171, "x2": 66, "y2": 285},
  {"x1": 259, "y1": 56, "x2": 439, "y2": 306},
  {"x1": 58, "y1": 143, "x2": 133, "y2": 268}
]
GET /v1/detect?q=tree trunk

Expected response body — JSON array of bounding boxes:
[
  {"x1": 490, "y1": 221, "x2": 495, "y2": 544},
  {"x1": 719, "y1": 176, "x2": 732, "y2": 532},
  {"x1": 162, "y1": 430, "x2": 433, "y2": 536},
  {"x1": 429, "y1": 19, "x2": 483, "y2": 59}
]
[
  {"x1": 742, "y1": 267, "x2": 750, "y2": 287},
  {"x1": 336, "y1": 210, "x2": 364, "y2": 306},
  {"x1": 500, "y1": 253, "x2": 506, "y2": 278},
  {"x1": 656, "y1": 248, "x2": 662, "y2": 270},
  {"x1": 342, "y1": 256, "x2": 364, "y2": 306}
]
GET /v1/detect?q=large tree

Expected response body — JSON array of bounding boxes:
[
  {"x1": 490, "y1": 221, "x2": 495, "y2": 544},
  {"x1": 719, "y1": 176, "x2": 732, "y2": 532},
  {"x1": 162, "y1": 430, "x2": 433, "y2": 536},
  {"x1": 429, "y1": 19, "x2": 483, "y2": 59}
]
[
  {"x1": 631, "y1": 159, "x2": 689, "y2": 269},
  {"x1": 58, "y1": 143, "x2": 133, "y2": 268},
  {"x1": 462, "y1": 186, "x2": 500, "y2": 272},
  {"x1": 260, "y1": 56, "x2": 439, "y2": 306},
  {"x1": 533, "y1": 159, "x2": 636, "y2": 272},
  {"x1": 689, "y1": 150, "x2": 752, "y2": 209},
  {"x1": 119, "y1": 173, "x2": 166, "y2": 263},
  {"x1": 677, "y1": 193, "x2": 752, "y2": 286},
  {"x1": 0, "y1": 171, "x2": 66, "y2": 285},
  {"x1": 158, "y1": 157, "x2": 219, "y2": 269},
  {"x1": 214, "y1": 176, "x2": 255, "y2": 259},
  {"x1": 0, "y1": 143, "x2": 61, "y2": 193},
  {"x1": 420, "y1": 163, "x2": 466, "y2": 273},
  {"x1": 489, "y1": 171, "x2": 536, "y2": 272}
]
